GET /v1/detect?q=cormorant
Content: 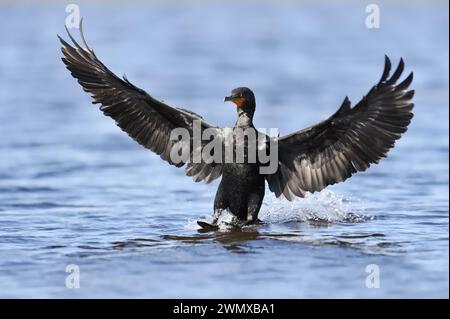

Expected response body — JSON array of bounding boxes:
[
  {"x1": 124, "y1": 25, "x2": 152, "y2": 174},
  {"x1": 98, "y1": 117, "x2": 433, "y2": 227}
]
[{"x1": 59, "y1": 23, "x2": 414, "y2": 228}]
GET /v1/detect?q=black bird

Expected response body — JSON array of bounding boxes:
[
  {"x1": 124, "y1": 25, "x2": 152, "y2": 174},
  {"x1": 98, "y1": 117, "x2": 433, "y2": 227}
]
[{"x1": 59, "y1": 24, "x2": 414, "y2": 227}]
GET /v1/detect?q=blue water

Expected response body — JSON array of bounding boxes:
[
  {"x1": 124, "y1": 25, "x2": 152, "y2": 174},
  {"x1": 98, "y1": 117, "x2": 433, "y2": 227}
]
[{"x1": 0, "y1": 2, "x2": 448, "y2": 298}]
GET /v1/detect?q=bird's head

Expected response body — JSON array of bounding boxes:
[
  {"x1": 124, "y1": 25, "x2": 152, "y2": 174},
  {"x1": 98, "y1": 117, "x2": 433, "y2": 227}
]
[{"x1": 224, "y1": 87, "x2": 256, "y2": 116}]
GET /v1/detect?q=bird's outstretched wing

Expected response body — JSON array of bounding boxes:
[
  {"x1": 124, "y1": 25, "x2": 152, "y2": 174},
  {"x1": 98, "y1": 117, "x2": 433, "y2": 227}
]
[
  {"x1": 266, "y1": 56, "x2": 414, "y2": 200},
  {"x1": 59, "y1": 22, "x2": 223, "y2": 184}
]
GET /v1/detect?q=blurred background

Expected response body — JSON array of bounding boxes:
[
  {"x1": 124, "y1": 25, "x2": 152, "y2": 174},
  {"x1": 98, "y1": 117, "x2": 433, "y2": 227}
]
[{"x1": 0, "y1": 0, "x2": 448, "y2": 298}]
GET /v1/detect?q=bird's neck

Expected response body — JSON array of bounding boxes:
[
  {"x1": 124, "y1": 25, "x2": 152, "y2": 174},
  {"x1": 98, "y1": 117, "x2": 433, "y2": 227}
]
[{"x1": 236, "y1": 109, "x2": 254, "y2": 128}]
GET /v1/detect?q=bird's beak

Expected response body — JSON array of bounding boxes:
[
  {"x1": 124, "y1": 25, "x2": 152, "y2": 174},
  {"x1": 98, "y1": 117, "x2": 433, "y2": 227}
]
[
  {"x1": 224, "y1": 95, "x2": 233, "y2": 102},
  {"x1": 224, "y1": 94, "x2": 245, "y2": 107}
]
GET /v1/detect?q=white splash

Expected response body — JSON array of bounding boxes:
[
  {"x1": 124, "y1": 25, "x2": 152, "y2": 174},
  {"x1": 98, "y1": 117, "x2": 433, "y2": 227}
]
[
  {"x1": 186, "y1": 189, "x2": 370, "y2": 230},
  {"x1": 260, "y1": 189, "x2": 370, "y2": 223},
  {"x1": 215, "y1": 210, "x2": 241, "y2": 230},
  {"x1": 184, "y1": 218, "x2": 202, "y2": 231},
  {"x1": 186, "y1": 210, "x2": 245, "y2": 231}
]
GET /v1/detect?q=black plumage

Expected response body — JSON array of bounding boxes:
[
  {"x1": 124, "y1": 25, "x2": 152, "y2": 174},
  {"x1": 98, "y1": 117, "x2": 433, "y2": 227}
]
[
  {"x1": 266, "y1": 56, "x2": 414, "y2": 200},
  {"x1": 60, "y1": 23, "x2": 414, "y2": 225},
  {"x1": 59, "y1": 23, "x2": 223, "y2": 184}
]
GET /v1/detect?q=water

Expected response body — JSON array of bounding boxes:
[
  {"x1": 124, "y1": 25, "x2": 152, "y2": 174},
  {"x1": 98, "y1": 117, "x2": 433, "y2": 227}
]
[{"x1": 0, "y1": 2, "x2": 448, "y2": 298}]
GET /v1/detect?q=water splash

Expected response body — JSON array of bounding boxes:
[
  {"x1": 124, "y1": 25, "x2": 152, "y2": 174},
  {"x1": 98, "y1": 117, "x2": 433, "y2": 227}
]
[
  {"x1": 260, "y1": 189, "x2": 371, "y2": 224},
  {"x1": 215, "y1": 211, "x2": 243, "y2": 230},
  {"x1": 184, "y1": 219, "x2": 202, "y2": 231},
  {"x1": 186, "y1": 190, "x2": 371, "y2": 230},
  {"x1": 185, "y1": 211, "x2": 246, "y2": 231}
]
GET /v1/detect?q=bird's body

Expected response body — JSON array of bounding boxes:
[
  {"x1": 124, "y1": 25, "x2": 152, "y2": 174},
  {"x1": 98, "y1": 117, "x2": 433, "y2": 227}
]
[
  {"x1": 60, "y1": 23, "x2": 414, "y2": 227},
  {"x1": 212, "y1": 99, "x2": 268, "y2": 223},
  {"x1": 214, "y1": 124, "x2": 265, "y2": 222},
  {"x1": 216, "y1": 162, "x2": 265, "y2": 222}
]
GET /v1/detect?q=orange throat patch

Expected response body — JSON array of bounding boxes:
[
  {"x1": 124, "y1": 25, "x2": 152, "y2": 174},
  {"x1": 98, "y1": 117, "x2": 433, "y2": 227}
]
[{"x1": 232, "y1": 98, "x2": 246, "y2": 107}]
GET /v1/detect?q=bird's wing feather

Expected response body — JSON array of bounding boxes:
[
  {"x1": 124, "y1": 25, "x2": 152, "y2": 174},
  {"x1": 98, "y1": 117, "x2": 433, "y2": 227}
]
[
  {"x1": 266, "y1": 56, "x2": 414, "y2": 200},
  {"x1": 59, "y1": 22, "x2": 223, "y2": 183}
]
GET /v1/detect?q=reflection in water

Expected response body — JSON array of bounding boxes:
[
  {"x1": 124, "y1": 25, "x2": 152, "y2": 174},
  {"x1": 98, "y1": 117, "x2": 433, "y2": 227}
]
[
  {"x1": 166, "y1": 227, "x2": 302, "y2": 253},
  {"x1": 112, "y1": 238, "x2": 161, "y2": 249},
  {"x1": 107, "y1": 221, "x2": 396, "y2": 256}
]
